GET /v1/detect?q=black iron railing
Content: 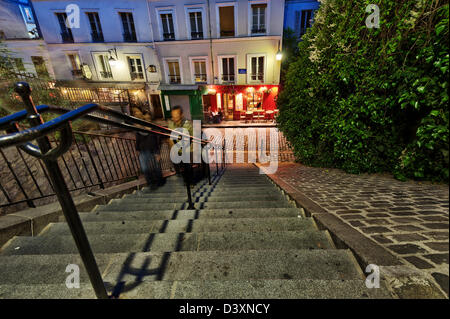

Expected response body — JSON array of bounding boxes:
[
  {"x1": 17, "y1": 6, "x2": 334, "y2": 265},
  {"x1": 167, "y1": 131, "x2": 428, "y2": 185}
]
[{"x1": 0, "y1": 82, "x2": 226, "y2": 299}]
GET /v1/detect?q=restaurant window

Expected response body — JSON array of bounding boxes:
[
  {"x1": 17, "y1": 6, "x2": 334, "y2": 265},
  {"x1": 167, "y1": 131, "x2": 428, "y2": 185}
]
[
  {"x1": 192, "y1": 59, "x2": 207, "y2": 83},
  {"x1": 31, "y1": 56, "x2": 49, "y2": 77},
  {"x1": 120, "y1": 12, "x2": 137, "y2": 42},
  {"x1": 246, "y1": 89, "x2": 263, "y2": 109},
  {"x1": 127, "y1": 56, "x2": 144, "y2": 80},
  {"x1": 219, "y1": 6, "x2": 235, "y2": 37},
  {"x1": 87, "y1": 12, "x2": 104, "y2": 42},
  {"x1": 56, "y1": 13, "x2": 73, "y2": 43},
  {"x1": 167, "y1": 59, "x2": 181, "y2": 84},
  {"x1": 221, "y1": 57, "x2": 235, "y2": 83},
  {"x1": 188, "y1": 10, "x2": 203, "y2": 39},
  {"x1": 97, "y1": 54, "x2": 113, "y2": 79},
  {"x1": 251, "y1": 3, "x2": 267, "y2": 34},
  {"x1": 249, "y1": 55, "x2": 264, "y2": 83},
  {"x1": 160, "y1": 12, "x2": 175, "y2": 41}
]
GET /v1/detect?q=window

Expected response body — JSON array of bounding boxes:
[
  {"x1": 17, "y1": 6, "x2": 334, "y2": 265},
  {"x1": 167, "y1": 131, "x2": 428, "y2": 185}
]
[
  {"x1": 31, "y1": 56, "x2": 49, "y2": 77},
  {"x1": 218, "y1": 6, "x2": 235, "y2": 37},
  {"x1": 127, "y1": 56, "x2": 144, "y2": 80},
  {"x1": 67, "y1": 53, "x2": 82, "y2": 76},
  {"x1": 221, "y1": 57, "x2": 235, "y2": 83},
  {"x1": 246, "y1": 90, "x2": 263, "y2": 109},
  {"x1": 87, "y1": 12, "x2": 103, "y2": 42},
  {"x1": 192, "y1": 59, "x2": 207, "y2": 83},
  {"x1": 249, "y1": 55, "x2": 265, "y2": 82},
  {"x1": 189, "y1": 11, "x2": 203, "y2": 39},
  {"x1": 97, "y1": 54, "x2": 113, "y2": 79},
  {"x1": 251, "y1": 3, "x2": 267, "y2": 34},
  {"x1": 160, "y1": 13, "x2": 175, "y2": 41},
  {"x1": 166, "y1": 60, "x2": 181, "y2": 84},
  {"x1": 56, "y1": 13, "x2": 73, "y2": 43},
  {"x1": 120, "y1": 12, "x2": 137, "y2": 42},
  {"x1": 299, "y1": 10, "x2": 313, "y2": 37}
]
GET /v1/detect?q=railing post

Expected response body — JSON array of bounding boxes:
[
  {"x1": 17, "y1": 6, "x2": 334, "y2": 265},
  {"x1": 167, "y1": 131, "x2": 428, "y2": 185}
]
[{"x1": 14, "y1": 82, "x2": 108, "y2": 299}]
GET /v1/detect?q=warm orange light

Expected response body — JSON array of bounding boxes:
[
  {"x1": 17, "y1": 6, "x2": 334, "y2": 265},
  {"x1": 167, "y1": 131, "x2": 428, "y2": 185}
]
[
  {"x1": 271, "y1": 87, "x2": 279, "y2": 94},
  {"x1": 246, "y1": 87, "x2": 255, "y2": 92},
  {"x1": 259, "y1": 86, "x2": 268, "y2": 92}
]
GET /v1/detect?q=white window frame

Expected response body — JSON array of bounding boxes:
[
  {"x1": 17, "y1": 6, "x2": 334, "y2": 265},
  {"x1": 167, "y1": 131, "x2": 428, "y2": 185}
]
[
  {"x1": 116, "y1": 9, "x2": 138, "y2": 42},
  {"x1": 216, "y1": 2, "x2": 238, "y2": 38},
  {"x1": 126, "y1": 54, "x2": 146, "y2": 81},
  {"x1": 156, "y1": 6, "x2": 178, "y2": 41},
  {"x1": 246, "y1": 53, "x2": 266, "y2": 84},
  {"x1": 163, "y1": 57, "x2": 183, "y2": 84},
  {"x1": 218, "y1": 55, "x2": 237, "y2": 84},
  {"x1": 189, "y1": 56, "x2": 209, "y2": 84},
  {"x1": 185, "y1": 5, "x2": 207, "y2": 40},
  {"x1": 91, "y1": 52, "x2": 113, "y2": 80},
  {"x1": 248, "y1": 0, "x2": 270, "y2": 36}
]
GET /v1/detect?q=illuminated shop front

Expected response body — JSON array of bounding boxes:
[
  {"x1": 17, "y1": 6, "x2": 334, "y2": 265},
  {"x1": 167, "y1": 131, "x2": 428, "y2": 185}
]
[{"x1": 202, "y1": 85, "x2": 279, "y2": 121}]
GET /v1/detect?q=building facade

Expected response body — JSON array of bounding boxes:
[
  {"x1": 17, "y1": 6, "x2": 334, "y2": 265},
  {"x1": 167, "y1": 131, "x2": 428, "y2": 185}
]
[
  {"x1": 283, "y1": 0, "x2": 319, "y2": 40},
  {"x1": 2, "y1": 0, "x2": 286, "y2": 122},
  {"x1": 0, "y1": 0, "x2": 54, "y2": 78},
  {"x1": 149, "y1": 0, "x2": 285, "y2": 120}
]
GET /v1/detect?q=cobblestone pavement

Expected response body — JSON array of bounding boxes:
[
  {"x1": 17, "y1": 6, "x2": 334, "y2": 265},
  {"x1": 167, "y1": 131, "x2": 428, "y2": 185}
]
[{"x1": 271, "y1": 163, "x2": 449, "y2": 296}]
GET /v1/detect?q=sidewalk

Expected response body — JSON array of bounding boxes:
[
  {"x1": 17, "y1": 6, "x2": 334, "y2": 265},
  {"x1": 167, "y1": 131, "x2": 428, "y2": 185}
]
[{"x1": 260, "y1": 162, "x2": 449, "y2": 297}]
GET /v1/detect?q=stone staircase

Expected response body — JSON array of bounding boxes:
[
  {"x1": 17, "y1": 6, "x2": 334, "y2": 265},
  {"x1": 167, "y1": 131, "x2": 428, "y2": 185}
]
[{"x1": 0, "y1": 164, "x2": 392, "y2": 298}]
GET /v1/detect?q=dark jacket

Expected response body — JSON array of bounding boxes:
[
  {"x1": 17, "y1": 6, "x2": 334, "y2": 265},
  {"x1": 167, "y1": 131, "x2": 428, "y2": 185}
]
[{"x1": 135, "y1": 132, "x2": 161, "y2": 153}]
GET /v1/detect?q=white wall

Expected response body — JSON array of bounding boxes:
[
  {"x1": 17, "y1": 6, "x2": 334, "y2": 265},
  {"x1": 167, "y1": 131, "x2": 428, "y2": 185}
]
[{"x1": 0, "y1": 0, "x2": 29, "y2": 39}]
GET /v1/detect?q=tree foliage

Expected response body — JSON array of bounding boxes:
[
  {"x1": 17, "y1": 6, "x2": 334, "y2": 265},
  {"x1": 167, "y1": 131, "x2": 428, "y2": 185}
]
[{"x1": 277, "y1": 0, "x2": 449, "y2": 182}]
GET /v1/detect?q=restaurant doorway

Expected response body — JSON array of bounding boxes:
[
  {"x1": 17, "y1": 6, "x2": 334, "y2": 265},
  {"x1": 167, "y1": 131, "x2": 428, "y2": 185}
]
[
  {"x1": 223, "y1": 93, "x2": 234, "y2": 120},
  {"x1": 150, "y1": 94, "x2": 163, "y2": 119}
]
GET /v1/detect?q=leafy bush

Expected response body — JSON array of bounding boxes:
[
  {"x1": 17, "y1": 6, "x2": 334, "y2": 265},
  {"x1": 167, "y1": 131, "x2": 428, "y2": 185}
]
[{"x1": 277, "y1": 0, "x2": 449, "y2": 182}]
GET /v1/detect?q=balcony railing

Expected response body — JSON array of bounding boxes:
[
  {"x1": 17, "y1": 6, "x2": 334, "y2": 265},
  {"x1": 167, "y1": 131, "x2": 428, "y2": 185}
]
[
  {"x1": 169, "y1": 74, "x2": 181, "y2": 84},
  {"x1": 130, "y1": 72, "x2": 144, "y2": 80},
  {"x1": 250, "y1": 73, "x2": 264, "y2": 81},
  {"x1": 221, "y1": 74, "x2": 235, "y2": 83},
  {"x1": 194, "y1": 73, "x2": 207, "y2": 83},
  {"x1": 71, "y1": 69, "x2": 84, "y2": 78},
  {"x1": 251, "y1": 27, "x2": 266, "y2": 34},
  {"x1": 163, "y1": 32, "x2": 175, "y2": 41},
  {"x1": 91, "y1": 32, "x2": 104, "y2": 43},
  {"x1": 61, "y1": 31, "x2": 74, "y2": 43},
  {"x1": 191, "y1": 31, "x2": 203, "y2": 39},
  {"x1": 123, "y1": 32, "x2": 137, "y2": 42},
  {"x1": 100, "y1": 71, "x2": 113, "y2": 79}
]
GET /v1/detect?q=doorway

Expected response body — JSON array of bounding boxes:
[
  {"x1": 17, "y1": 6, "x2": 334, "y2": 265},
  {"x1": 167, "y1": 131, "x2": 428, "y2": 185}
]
[
  {"x1": 223, "y1": 93, "x2": 234, "y2": 120},
  {"x1": 150, "y1": 94, "x2": 163, "y2": 119}
]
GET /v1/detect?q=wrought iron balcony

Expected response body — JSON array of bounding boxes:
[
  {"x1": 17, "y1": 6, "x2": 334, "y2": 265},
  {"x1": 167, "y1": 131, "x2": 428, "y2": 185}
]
[
  {"x1": 123, "y1": 32, "x2": 137, "y2": 42},
  {"x1": 91, "y1": 32, "x2": 104, "y2": 43},
  {"x1": 100, "y1": 71, "x2": 113, "y2": 78},
  {"x1": 130, "y1": 72, "x2": 144, "y2": 80},
  {"x1": 251, "y1": 27, "x2": 266, "y2": 34},
  {"x1": 194, "y1": 73, "x2": 207, "y2": 83},
  {"x1": 163, "y1": 32, "x2": 175, "y2": 41},
  {"x1": 61, "y1": 31, "x2": 74, "y2": 43},
  {"x1": 191, "y1": 31, "x2": 203, "y2": 39},
  {"x1": 169, "y1": 74, "x2": 181, "y2": 84}
]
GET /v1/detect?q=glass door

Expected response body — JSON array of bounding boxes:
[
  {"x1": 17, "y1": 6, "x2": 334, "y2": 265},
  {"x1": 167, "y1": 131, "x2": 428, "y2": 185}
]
[{"x1": 223, "y1": 93, "x2": 234, "y2": 120}]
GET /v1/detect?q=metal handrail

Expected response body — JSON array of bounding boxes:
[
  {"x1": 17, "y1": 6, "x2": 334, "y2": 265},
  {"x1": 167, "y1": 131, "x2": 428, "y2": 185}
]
[{"x1": 0, "y1": 82, "x2": 225, "y2": 299}]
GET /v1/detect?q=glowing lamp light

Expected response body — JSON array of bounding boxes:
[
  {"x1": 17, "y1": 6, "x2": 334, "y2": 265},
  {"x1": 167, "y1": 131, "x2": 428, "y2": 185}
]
[
  {"x1": 259, "y1": 86, "x2": 268, "y2": 93},
  {"x1": 62, "y1": 89, "x2": 68, "y2": 94},
  {"x1": 108, "y1": 57, "x2": 120, "y2": 67},
  {"x1": 246, "y1": 87, "x2": 255, "y2": 93}
]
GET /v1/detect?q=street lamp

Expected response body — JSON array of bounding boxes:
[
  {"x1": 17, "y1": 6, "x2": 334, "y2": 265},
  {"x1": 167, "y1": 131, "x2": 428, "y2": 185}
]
[{"x1": 275, "y1": 40, "x2": 282, "y2": 61}]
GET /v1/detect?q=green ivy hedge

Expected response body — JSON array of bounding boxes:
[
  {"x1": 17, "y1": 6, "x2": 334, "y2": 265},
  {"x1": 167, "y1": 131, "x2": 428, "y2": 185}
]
[{"x1": 277, "y1": 0, "x2": 449, "y2": 182}]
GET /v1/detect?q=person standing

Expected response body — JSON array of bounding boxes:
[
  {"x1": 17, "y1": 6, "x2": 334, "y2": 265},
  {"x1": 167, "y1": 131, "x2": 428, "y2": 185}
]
[{"x1": 134, "y1": 113, "x2": 165, "y2": 189}]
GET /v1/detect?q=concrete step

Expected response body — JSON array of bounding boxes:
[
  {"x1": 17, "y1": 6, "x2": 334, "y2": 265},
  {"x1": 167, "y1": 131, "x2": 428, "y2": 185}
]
[
  {"x1": 133, "y1": 188, "x2": 283, "y2": 198},
  {"x1": 75, "y1": 208, "x2": 304, "y2": 222},
  {"x1": 119, "y1": 194, "x2": 285, "y2": 203},
  {"x1": 42, "y1": 217, "x2": 316, "y2": 236},
  {"x1": 95, "y1": 200, "x2": 295, "y2": 211},
  {"x1": 2, "y1": 230, "x2": 332, "y2": 255},
  {"x1": 0, "y1": 279, "x2": 392, "y2": 299},
  {"x1": 0, "y1": 250, "x2": 363, "y2": 285}
]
